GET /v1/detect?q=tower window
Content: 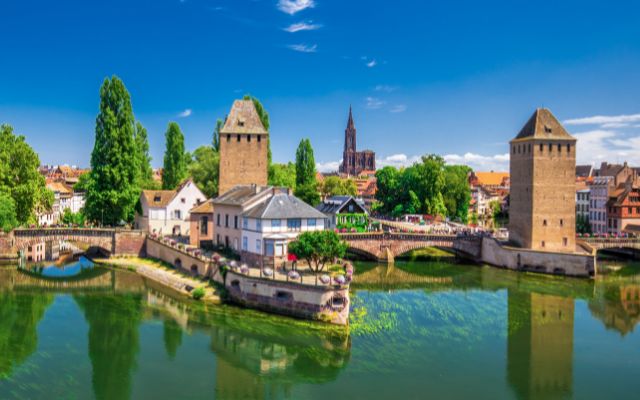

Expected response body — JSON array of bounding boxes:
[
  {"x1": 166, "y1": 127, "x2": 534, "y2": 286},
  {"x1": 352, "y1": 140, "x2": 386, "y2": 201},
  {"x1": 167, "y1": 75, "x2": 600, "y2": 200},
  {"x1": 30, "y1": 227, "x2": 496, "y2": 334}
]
[
  {"x1": 541, "y1": 241, "x2": 546, "y2": 248},
  {"x1": 227, "y1": 134, "x2": 231, "y2": 142},
  {"x1": 563, "y1": 237, "x2": 568, "y2": 246},
  {"x1": 544, "y1": 126, "x2": 552, "y2": 133},
  {"x1": 566, "y1": 144, "x2": 571, "y2": 152},
  {"x1": 257, "y1": 135, "x2": 261, "y2": 142},
  {"x1": 548, "y1": 143, "x2": 552, "y2": 152},
  {"x1": 560, "y1": 219, "x2": 563, "y2": 226},
  {"x1": 543, "y1": 219, "x2": 547, "y2": 226},
  {"x1": 539, "y1": 143, "x2": 543, "y2": 152},
  {"x1": 557, "y1": 144, "x2": 561, "y2": 152},
  {"x1": 247, "y1": 135, "x2": 251, "y2": 142},
  {"x1": 237, "y1": 135, "x2": 241, "y2": 142}
]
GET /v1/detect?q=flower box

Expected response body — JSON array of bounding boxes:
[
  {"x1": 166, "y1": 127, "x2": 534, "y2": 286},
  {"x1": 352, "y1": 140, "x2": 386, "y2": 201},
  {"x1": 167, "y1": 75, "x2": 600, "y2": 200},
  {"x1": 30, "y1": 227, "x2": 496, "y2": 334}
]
[
  {"x1": 263, "y1": 267, "x2": 273, "y2": 277},
  {"x1": 288, "y1": 270, "x2": 300, "y2": 280},
  {"x1": 240, "y1": 265, "x2": 249, "y2": 274},
  {"x1": 319, "y1": 274, "x2": 331, "y2": 284},
  {"x1": 334, "y1": 275, "x2": 346, "y2": 285}
]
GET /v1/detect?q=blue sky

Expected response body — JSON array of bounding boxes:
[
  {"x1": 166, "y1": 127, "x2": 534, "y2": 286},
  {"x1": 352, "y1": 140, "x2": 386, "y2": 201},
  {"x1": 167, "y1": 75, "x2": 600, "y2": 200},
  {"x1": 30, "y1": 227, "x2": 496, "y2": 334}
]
[{"x1": 1, "y1": 0, "x2": 640, "y2": 171}]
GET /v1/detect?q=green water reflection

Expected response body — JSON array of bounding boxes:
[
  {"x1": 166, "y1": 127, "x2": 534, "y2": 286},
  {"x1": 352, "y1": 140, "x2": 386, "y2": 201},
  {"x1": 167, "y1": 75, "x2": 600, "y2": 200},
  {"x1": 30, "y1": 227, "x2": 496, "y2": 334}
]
[{"x1": 1, "y1": 260, "x2": 640, "y2": 399}]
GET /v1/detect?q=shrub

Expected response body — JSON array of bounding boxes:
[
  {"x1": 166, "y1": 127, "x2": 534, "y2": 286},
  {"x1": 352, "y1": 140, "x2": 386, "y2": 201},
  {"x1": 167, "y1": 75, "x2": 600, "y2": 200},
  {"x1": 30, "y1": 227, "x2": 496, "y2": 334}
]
[{"x1": 192, "y1": 287, "x2": 206, "y2": 300}]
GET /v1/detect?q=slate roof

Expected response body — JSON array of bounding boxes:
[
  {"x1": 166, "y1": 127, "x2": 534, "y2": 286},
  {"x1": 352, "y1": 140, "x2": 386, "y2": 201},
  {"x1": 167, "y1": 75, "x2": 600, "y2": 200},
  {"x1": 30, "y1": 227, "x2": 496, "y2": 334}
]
[
  {"x1": 213, "y1": 185, "x2": 271, "y2": 206},
  {"x1": 316, "y1": 196, "x2": 367, "y2": 215},
  {"x1": 243, "y1": 193, "x2": 326, "y2": 219},
  {"x1": 576, "y1": 165, "x2": 594, "y2": 178},
  {"x1": 220, "y1": 100, "x2": 268, "y2": 135},
  {"x1": 513, "y1": 108, "x2": 575, "y2": 141}
]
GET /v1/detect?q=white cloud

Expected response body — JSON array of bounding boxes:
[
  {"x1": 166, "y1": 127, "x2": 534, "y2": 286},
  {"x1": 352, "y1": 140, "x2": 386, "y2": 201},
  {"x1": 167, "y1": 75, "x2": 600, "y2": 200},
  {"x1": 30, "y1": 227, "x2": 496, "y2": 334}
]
[
  {"x1": 390, "y1": 104, "x2": 407, "y2": 113},
  {"x1": 374, "y1": 85, "x2": 397, "y2": 92},
  {"x1": 287, "y1": 43, "x2": 317, "y2": 53},
  {"x1": 573, "y1": 129, "x2": 640, "y2": 165},
  {"x1": 365, "y1": 97, "x2": 385, "y2": 109},
  {"x1": 178, "y1": 109, "x2": 192, "y2": 118},
  {"x1": 366, "y1": 59, "x2": 377, "y2": 68},
  {"x1": 283, "y1": 21, "x2": 322, "y2": 32},
  {"x1": 564, "y1": 113, "x2": 640, "y2": 126},
  {"x1": 443, "y1": 152, "x2": 510, "y2": 172},
  {"x1": 278, "y1": 0, "x2": 315, "y2": 15},
  {"x1": 316, "y1": 160, "x2": 341, "y2": 173},
  {"x1": 376, "y1": 154, "x2": 421, "y2": 168}
]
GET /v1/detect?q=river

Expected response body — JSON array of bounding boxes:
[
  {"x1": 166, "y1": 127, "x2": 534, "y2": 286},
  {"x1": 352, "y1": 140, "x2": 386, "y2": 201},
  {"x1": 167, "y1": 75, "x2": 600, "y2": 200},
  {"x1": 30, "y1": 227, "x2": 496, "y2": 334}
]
[{"x1": 1, "y1": 258, "x2": 640, "y2": 399}]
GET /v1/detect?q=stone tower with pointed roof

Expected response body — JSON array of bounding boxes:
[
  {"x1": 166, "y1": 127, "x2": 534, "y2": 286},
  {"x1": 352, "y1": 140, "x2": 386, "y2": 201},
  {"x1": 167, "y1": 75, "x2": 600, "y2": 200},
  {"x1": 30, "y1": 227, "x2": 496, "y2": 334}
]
[
  {"x1": 509, "y1": 108, "x2": 577, "y2": 252},
  {"x1": 339, "y1": 107, "x2": 376, "y2": 176},
  {"x1": 218, "y1": 100, "x2": 269, "y2": 195}
]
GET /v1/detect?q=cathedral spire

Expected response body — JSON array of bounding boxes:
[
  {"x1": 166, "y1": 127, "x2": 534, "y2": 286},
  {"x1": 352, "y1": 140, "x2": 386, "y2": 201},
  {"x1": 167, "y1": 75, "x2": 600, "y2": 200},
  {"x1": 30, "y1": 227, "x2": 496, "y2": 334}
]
[{"x1": 347, "y1": 105, "x2": 355, "y2": 130}]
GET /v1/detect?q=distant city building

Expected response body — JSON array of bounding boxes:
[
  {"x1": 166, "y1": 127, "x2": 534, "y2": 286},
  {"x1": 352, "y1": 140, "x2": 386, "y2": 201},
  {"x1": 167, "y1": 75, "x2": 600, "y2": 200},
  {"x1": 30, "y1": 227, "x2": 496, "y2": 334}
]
[
  {"x1": 588, "y1": 162, "x2": 638, "y2": 234},
  {"x1": 575, "y1": 165, "x2": 594, "y2": 179},
  {"x1": 606, "y1": 182, "x2": 640, "y2": 235},
  {"x1": 469, "y1": 171, "x2": 510, "y2": 219},
  {"x1": 136, "y1": 178, "x2": 206, "y2": 236},
  {"x1": 339, "y1": 107, "x2": 375, "y2": 177},
  {"x1": 509, "y1": 108, "x2": 576, "y2": 252},
  {"x1": 218, "y1": 100, "x2": 269, "y2": 195},
  {"x1": 468, "y1": 171, "x2": 510, "y2": 190},
  {"x1": 576, "y1": 186, "x2": 590, "y2": 220}
]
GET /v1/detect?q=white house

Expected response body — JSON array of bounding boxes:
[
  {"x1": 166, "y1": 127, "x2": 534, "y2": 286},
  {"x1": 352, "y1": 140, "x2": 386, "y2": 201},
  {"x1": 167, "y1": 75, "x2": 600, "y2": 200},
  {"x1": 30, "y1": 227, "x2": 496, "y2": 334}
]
[
  {"x1": 239, "y1": 191, "x2": 327, "y2": 266},
  {"x1": 136, "y1": 179, "x2": 206, "y2": 236}
]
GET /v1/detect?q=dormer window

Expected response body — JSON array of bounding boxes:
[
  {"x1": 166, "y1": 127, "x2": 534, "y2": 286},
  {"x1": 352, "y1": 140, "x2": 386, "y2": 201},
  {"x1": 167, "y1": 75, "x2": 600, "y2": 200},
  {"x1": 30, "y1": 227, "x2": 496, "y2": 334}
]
[
  {"x1": 238, "y1": 119, "x2": 245, "y2": 127},
  {"x1": 154, "y1": 195, "x2": 161, "y2": 202},
  {"x1": 544, "y1": 125, "x2": 552, "y2": 133}
]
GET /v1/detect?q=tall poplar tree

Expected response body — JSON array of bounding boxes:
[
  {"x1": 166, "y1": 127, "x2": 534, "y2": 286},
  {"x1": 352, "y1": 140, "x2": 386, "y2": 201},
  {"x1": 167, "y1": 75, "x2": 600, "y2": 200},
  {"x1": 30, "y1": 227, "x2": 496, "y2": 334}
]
[
  {"x1": 162, "y1": 122, "x2": 187, "y2": 190},
  {"x1": 134, "y1": 121, "x2": 155, "y2": 189},
  {"x1": 85, "y1": 76, "x2": 140, "y2": 225},
  {"x1": 294, "y1": 138, "x2": 320, "y2": 205}
]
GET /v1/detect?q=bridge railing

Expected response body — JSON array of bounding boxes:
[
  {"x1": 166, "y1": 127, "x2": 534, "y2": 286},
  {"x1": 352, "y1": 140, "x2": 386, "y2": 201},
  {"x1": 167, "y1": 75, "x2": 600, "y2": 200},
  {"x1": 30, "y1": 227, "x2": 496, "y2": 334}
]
[
  {"x1": 338, "y1": 231, "x2": 459, "y2": 242},
  {"x1": 582, "y1": 238, "x2": 640, "y2": 247}
]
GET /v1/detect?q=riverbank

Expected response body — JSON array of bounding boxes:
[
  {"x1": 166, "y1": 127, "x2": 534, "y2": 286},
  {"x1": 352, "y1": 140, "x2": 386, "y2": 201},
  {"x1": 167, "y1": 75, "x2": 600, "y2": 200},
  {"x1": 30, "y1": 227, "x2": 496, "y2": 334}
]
[{"x1": 94, "y1": 257, "x2": 222, "y2": 303}]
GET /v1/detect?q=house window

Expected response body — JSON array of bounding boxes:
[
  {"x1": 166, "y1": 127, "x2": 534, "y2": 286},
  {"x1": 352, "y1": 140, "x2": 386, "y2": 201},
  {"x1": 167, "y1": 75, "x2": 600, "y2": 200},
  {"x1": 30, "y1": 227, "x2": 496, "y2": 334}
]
[
  {"x1": 201, "y1": 216, "x2": 208, "y2": 235},
  {"x1": 225, "y1": 214, "x2": 229, "y2": 227},
  {"x1": 154, "y1": 195, "x2": 161, "y2": 202},
  {"x1": 174, "y1": 210, "x2": 182, "y2": 220},
  {"x1": 234, "y1": 215, "x2": 238, "y2": 229},
  {"x1": 308, "y1": 218, "x2": 316, "y2": 228},
  {"x1": 181, "y1": 198, "x2": 186, "y2": 203},
  {"x1": 287, "y1": 219, "x2": 302, "y2": 231},
  {"x1": 242, "y1": 236, "x2": 248, "y2": 251},
  {"x1": 217, "y1": 213, "x2": 221, "y2": 226},
  {"x1": 256, "y1": 239, "x2": 261, "y2": 253},
  {"x1": 271, "y1": 219, "x2": 281, "y2": 229},
  {"x1": 256, "y1": 219, "x2": 262, "y2": 231},
  {"x1": 243, "y1": 217, "x2": 248, "y2": 229}
]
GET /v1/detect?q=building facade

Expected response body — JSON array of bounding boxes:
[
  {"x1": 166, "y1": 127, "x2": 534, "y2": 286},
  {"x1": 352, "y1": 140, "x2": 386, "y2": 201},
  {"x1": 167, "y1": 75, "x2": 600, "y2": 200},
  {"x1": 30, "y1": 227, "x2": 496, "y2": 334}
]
[
  {"x1": 316, "y1": 196, "x2": 368, "y2": 231},
  {"x1": 576, "y1": 188, "x2": 590, "y2": 220},
  {"x1": 189, "y1": 200, "x2": 214, "y2": 248},
  {"x1": 589, "y1": 162, "x2": 639, "y2": 234},
  {"x1": 218, "y1": 100, "x2": 269, "y2": 195},
  {"x1": 509, "y1": 108, "x2": 577, "y2": 252},
  {"x1": 339, "y1": 107, "x2": 375, "y2": 177},
  {"x1": 136, "y1": 179, "x2": 206, "y2": 236},
  {"x1": 241, "y1": 192, "x2": 326, "y2": 266},
  {"x1": 607, "y1": 184, "x2": 640, "y2": 235}
]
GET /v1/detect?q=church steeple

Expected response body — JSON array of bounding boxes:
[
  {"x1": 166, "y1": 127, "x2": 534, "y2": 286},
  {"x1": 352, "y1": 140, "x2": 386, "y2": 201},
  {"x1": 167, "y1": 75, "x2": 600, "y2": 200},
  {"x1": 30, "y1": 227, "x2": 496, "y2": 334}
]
[{"x1": 344, "y1": 106, "x2": 356, "y2": 152}]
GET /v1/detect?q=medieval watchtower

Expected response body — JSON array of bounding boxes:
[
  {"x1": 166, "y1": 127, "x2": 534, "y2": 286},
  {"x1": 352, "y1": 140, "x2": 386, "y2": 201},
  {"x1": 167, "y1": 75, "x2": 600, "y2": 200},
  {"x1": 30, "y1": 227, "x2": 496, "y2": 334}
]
[
  {"x1": 509, "y1": 108, "x2": 577, "y2": 252},
  {"x1": 218, "y1": 100, "x2": 268, "y2": 195}
]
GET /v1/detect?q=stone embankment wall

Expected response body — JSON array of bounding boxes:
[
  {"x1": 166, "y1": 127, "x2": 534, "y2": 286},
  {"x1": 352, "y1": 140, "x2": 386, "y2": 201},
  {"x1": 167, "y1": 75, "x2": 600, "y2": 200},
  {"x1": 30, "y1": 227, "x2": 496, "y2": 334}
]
[
  {"x1": 145, "y1": 237, "x2": 222, "y2": 282},
  {"x1": 114, "y1": 230, "x2": 147, "y2": 256},
  {"x1": 225, "y1": 270, "x2": 350, "y2": 325}
]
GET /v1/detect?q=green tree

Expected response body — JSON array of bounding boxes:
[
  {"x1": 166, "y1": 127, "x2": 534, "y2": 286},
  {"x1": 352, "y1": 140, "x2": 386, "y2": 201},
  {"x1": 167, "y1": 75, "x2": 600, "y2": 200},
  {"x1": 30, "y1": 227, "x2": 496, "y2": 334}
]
[
  {"x1": 442, "y1": 165, "x2": 472, "y2": 223},
  {"x1": 61, "y1": 208, "x2": 86, "y2": 226},
  {"x1": 375, "y1": 166, "x2": 402, "y2": 215},
  {"x1": 268, "y1": 162, "x2": 297, "y2": 189},
  {"x1": 0, "y1": 124, "x2": 52, "y2": 225},
  {"x1": 294, "y1": 139, "x2": 320, "y2": 205},
  {"x1": 288, "y1": 231, "x2": 348, "y2": 273},
  {"x1": 0, "y1": 193, "x2": 18, "y2": 232},
  {"x1": 162, "y1": 122, "x2": 188, "y2": 190},
  {"x1": 188, "y1": 145, "x2": 219, "y2": 198},
  {"x1": 134, "y1": 121, "x2": 155, "y2": 189},
  {"x1": 85, "y1": 76, "x2": 140, "y2": 225},
  {"x1": 212, "y1": 118, "x2": 223, "y2": 152},
  {"x1": 320, "y1": 176, "x2": 358, "y2": 198}
]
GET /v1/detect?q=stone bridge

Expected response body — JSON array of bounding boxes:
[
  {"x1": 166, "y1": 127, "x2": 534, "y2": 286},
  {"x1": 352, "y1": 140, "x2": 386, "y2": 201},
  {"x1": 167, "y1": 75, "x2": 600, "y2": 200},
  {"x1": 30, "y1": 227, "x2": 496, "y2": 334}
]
[
  {"x1": 581, "y1": 238, "x2": 640, "y2": 258},
  {"x1": 339, "y1": 232, "x2": 458, "y2": 262},
  {"x1": 2, "y1": 228, "x2": 147, "y2": 257}
]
